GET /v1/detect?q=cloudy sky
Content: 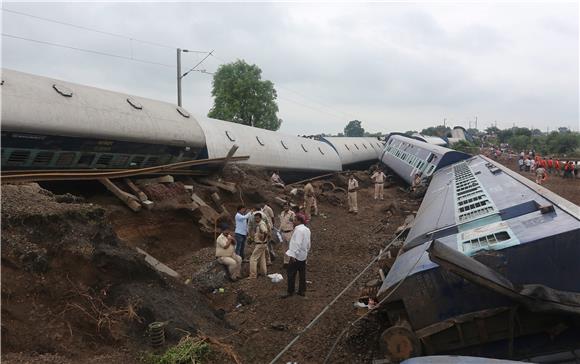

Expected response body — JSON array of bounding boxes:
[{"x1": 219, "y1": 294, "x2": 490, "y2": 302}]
[{"x1": 2, "y1": 1, "x2": 578, "y2": 135}]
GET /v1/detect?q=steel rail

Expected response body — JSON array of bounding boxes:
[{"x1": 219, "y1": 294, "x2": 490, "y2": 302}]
[{"x1": 1, "y1": 156, "x2": 249, "y2": 183}]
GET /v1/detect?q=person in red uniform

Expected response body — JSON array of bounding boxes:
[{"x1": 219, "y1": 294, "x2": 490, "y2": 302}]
[
  {"x1": 555, "y1": 159, "x2": 561, "y2": 176},
  {"x1": 547, "y1": 158, "x2": 554, "y2": 174}
]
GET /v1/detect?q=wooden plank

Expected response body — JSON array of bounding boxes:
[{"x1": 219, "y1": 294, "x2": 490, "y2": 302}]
[
  {"x1": 135, "y1": 247, "x2": 180, "y2": 278},
  {"x1": 124, "y1": 178, "x2": 149, "y2": 202},
  {"x1": 99, "y1": 178, "x2": 142, "y2": 212},
  {"x1": 197, "y1": 178, "x2": 237, "y2": 193},
  {"x1": 218, "y1": 144, "x2": 240, "y2": 173}
]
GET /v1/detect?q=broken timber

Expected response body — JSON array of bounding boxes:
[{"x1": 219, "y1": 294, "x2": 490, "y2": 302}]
[
  {"x1": 197, "y1": 178, "x2": 237, "y2": 193},
  {"x1": 124, "y1": 178, "x2": 149, "y2": 202},
  {"x1": 99, "y1": 178, "x2": 142, "y2": 212},
  {"x1": 136, "y1": 247, "x2": 180, "y2": 278},
  {"x1": 218, "y1": 144, "x2": 240, "y2": 173}
]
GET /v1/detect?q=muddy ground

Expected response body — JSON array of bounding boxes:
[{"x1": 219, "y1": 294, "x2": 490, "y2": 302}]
[{"x1": 2, "y1": 158, "x2": 578, "y2": 364}]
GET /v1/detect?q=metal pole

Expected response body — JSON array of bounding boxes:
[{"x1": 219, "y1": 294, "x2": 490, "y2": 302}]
[{"x1": 177, "y1": 48, "x2": 182, "y2": 106}]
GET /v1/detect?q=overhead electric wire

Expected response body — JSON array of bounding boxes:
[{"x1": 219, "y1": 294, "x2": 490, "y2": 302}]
[
  {"x1": 182, "y1": 50, "x2": 214, "y2": 77},
  {"x1": 1, "y1": 7, "x2": 209, "y2": 53},
  {"x1": 2, "y1": 33, "x2": 174, "y2": 68}
]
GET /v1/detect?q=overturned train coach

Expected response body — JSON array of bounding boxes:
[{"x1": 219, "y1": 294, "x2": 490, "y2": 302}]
[
  {"x1": 380, "y1": 133, "x2": 470, "y2": 185},
  {"x1": 376, "y1": 153, "x2": 580, "y2": 362},
  {"x1": 1, "y1": 69, "x2": 381, "y2": 176}
]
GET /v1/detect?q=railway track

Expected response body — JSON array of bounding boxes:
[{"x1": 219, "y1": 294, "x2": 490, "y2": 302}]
[{"x1": 1, "y1": 155, "x2": 249, "y2": 183}]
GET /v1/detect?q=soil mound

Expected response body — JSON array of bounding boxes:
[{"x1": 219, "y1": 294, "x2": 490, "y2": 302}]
[{"x1": 1, "y1": 184, "x2": 229, "y2": 362}]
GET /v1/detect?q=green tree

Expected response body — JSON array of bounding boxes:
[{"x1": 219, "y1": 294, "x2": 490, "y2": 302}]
[
  {"x1": 344, "y1": 120, "x2": 365, "y2": 137},
  {"x1": 404, "y1": 130, "x2": 418, "y2": 136},
  {"x1": 208, "y1": 60, "x2": 282, "y2": 130},
  {"x1": 508, "y1": 135, "x2": 530, "y2": 152},
  {"x1": 450, "y1": 140, "x2": 477, "y2": 154},
  {"x1": 421, "y1": 125, "x2": 451, "y2": 138}
]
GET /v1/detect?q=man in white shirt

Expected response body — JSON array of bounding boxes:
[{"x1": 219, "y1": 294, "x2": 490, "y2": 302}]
[
  {"x1": 371, "y1": 168, "x2": 386, "y2": 200},
  {"x1": 347, "y1": 174, "x2": 359, "y2": 214},
  {"x1": 282, "y1": 213, "x2": 311, "y2": 298},
  {"x1": 215, "y1": 225, "x2": 242, "y2": 281},
  {"x1": 271, "y1": 171, "x2": 285, "y2": 187}
]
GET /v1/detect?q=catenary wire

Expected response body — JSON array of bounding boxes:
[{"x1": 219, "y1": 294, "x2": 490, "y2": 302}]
[
  {"x1": 2, "y1": 33, "x2": 175, "y2": 68},
  {"x1": 1, "y1": 7, "x2": 209, "y2": 53}
]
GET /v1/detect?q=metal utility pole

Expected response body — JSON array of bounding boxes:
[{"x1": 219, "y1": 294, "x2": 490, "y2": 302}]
[
  {"x1": 475, "y1": 116, "x2": 478, "y2": 130},
  {"x1": 177, "y1": 48, "x2": 183, "y2": 106},
  {"x1": 176, "y1": 48, "x2": 214, "y2": 107}
]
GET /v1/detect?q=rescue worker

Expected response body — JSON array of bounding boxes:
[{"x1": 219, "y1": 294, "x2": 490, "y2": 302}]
[
  {"x1": 248, "y1": 205, "x2": 274, "y2": 266},
  {"x1": 564, "y1": 161, "x2": 575, "y2": 179},
  {"x1": 411, "y1": 173, "x2": 423, "y2": 192},
  {"x1": 303, "y1": 182, "x2": 318, "y2": 217},
  {"x1": 347, "y1": 174, "x2": 359, "y2": 214},
  {"x1": 535, "y1": 165, "x2": 547, "y2": 185},
  {"x1": 278, "y1": 203, "x2": 296, "y2": 267},
  {"x1": 281, "y1": 213, "x2": 311, "y2": 298},
  {"x1": 555, "y1": 159, "x2": 561, "y2": 176},
  {"x1": 215, "y1": 224, "x2": 242, "y2": 281},
  {"x1": 547, "y1": 157, "x2": 554, "y2": 174},
  {"x1": 248, "y1": 212, "x2": 269, "y2": 279},
  {"x1": 234, "y1": 205, "x2": 252, "y2": 260},
  {"x1": 371, "y1": 168, "x2": 386, "y2": 200}
]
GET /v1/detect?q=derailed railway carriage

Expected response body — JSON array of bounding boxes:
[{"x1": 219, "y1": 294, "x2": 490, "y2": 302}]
[
  {"x1": 0, "y1": 69, "x2": 379, "y2": 175},
  {"x1": 380, "y1": 133, "x2": 470, "y2": 185},
  {"x1": 376, "y1": 154, "x2": 580, "y2": 362}
]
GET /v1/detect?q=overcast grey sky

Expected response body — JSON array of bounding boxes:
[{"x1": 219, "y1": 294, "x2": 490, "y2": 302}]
[{"x1": 2, "y1": 1, "x2": 578, "y2": 135}]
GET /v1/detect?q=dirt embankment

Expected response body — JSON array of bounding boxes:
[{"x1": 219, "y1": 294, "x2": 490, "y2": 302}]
[
  {"x1": 2, "y1": 165, "x2": 421, "y2": 364},
  {"x1": 1, "y1": 183, "x2": 230, "y2": 364}
]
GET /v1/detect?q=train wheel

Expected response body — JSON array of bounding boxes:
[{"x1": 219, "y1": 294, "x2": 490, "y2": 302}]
[{"x1": 380, "y1": 323, "x2": 422, "y2": 362}]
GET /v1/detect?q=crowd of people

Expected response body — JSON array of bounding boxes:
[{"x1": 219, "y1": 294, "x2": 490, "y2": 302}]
[
  {"x1": 516, "y1": 151, "x2": 579, "y2": 185},
  {"x1": 214, "y1": 167, "x2": 389, "y2": 298}
]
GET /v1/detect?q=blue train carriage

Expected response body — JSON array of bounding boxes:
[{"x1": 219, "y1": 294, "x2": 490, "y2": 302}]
[
  {"x1": 380, "y1": 133, "x2": 470, "y2": 185},
  {"x1": 375, "y1": 155, "x2": 580, "y2": 361},
  {"x1": 1, "y1": 69, "x2": 206, "y2": 170}
]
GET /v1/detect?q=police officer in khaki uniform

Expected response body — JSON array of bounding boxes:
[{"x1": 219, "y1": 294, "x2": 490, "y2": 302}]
[
  {"x1": 371, "y1": 168, "x2": 386, "y2": 200},
  {"x1": 215, "y1": 225, "x2": 242, "y2": 281},
  {"x1": 303, "y1": 182, "x2": 318, "y2": 217},
  {"x1": 347, "y1": 174, "x2": 359, "y2": 214},
  {"x1": 249, "y1": 212, "x2": 269, "y2": 279},
  {"x1": 278, "y1": 203, "x2": 296, "y2": 266}
]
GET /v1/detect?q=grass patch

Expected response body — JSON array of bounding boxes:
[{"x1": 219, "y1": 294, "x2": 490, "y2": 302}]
[{"x1": 144, "y1": 335, "x2": 211, "y2": 364}]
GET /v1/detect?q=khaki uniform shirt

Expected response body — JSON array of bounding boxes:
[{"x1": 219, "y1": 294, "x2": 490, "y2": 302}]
[
  {"x1": 279, "y1": 210, "x2": 295, "y2": 232},
  {"x1": 263, "y1": 205, "x2": 275, "y2": 222},
  {"x1": 216, "y1": 233, "x2": 235, "y2": 258},
  {"x1": 348, "y1": 178, "x2": 359, "y2": 192},
  {"x1": 372, "y1": 171, "x2": 386, "y2": 183},
  {"x1": 304, "y1": 183, "x2": 315, "y2": 198},
  {"x1": 254, "y1": 220, "x2": 269, "y2": 243}
]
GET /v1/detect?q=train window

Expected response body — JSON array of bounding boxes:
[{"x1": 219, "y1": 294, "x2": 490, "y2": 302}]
[
  {"x1": 111, "y1": 155, "x2": 129, "y2": 168},
  {"x1": 127, "y1": 97, "x2": 143, "y2": 110},
  {"x1": 388, "y1": 139, "x2": 393, "y2": 145},
  {"x1": 96, "y1": 154, "x2": 115, "y2": 167},
  {"x1": 77, "y1": 153, "x2": 96, "y2": 166},
  {"x1": 362, "y1": 144, "x2": 368, "y2": 149},
  {"x1": 318, "y1": 147, "x2": 325, "y2": 155},
  {"x1": 427, "y1": 153, "x2": 435, "y2": 163},
  {"x1": 7, "y1": 150, "x2": 31, "y2": 165},
  {"x1": 376, "y1": 142, "x2": 382, "y2": 148},
  {"x1": 55, "y1": 152, "x2": 76, "y2": 166},
  {"x1": 301, "y1": 144, "x2": 308, "y2": 152},
  {"x1": 256, "y1": 136, "x2": 265, "y2": 146},
  {"x1": 281, "y1": 140, "x2": 289, "y2": 149},
  {"x1": 53, "y1": 84, "x2": 73, "y2": 97},
  {"x1": 130, "y1": 155, "x2": 146, "y2": 167},
  {"x1": 176, "y1": 106, "x2": 190, "y2": 118},
  {"x1": 345, "y1": 144, "x2": 350, "y2": 151},
  {"x1": 226, "y1": 131, "x2": 236, "y2": 142},
  {"x1": 462, "y1": 231, "x2": 511, "y2": 253},
  {"x1": 354, "y1": 144, "x2": 360, "y2": 150},
  {"x1": 32, "y1": 151, "x2": 54, "y2": 166},
  {"x1": 143, "y1": 156, "x2": 159, "y2": 167}
]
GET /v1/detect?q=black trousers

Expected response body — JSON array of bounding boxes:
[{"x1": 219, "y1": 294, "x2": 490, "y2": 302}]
[{"x1": 287, "y1": 259, "x2": 306, "y2": 295}]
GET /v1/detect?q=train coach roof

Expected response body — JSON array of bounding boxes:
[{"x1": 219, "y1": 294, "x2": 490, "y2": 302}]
[
  {"x1": 1, "y1": 69, "x2": 206, "y2": 148},
  {"x1": 386, "y1": 134, "x2": 454, "y2": 155},
  {"x1": 321, "y1": 136, "x2": 384, "y2": 165},
  {"x1": 404, "y1": 155, "x2": 580, "y2": 252},
  {"x1": 196, "y1": 116, "x2": 342, "y2": 172}
]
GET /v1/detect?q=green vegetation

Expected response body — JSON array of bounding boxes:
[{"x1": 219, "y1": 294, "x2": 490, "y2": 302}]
[
  {"x1": 450, "y1": 140, "x2": 478, "y2": 154},
  {"x1": 344, "y1": 119, "x2": 365, "y2": 137},
  {"x1": 144, "y1": 336, "x2": 211, "y2": 364},
  {"x1": 208, "y1": 60, "x2": 282, "y2": 131},
  {"x1": 488, "y1": 126, "x2": 580, "y2": 156},
  {"x1": 421, "y1": 125, "x2": 451, "y2": 138}
]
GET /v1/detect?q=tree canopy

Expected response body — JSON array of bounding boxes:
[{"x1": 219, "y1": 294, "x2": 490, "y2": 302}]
[
  {"x1": 344, "y1": 120, "x2": 365, "y2": 137},
  {"x1": 208, "y1": 60, "x2": 282, "y2": 131},
  {"x1": 421, "y1": 125, "x2": 451, "y2": 138}
]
